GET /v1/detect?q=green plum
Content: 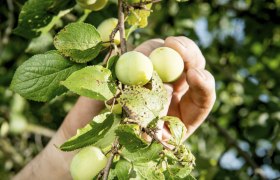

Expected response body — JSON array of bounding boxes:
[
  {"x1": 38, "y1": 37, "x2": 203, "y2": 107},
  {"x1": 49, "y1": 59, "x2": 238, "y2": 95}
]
[
  {"x1": 77, "y1": 0, "x2": 108, "y2": 11},
  {"x1": 115, "y1": 51, "x2": 153, "y2": 86},
  {"x1": 97, "y1": 18, "x2": 120, "y2": 46},
  {"x1": 70, "y1": 146, "x2": 108, "y2": 180},
  {"x1": 149, "y1": 47, "x2": 184, "y2": 83}
]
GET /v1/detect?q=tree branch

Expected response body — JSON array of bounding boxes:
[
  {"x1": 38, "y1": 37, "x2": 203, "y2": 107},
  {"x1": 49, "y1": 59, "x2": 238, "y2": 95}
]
[
  {"x1": 98, "y1": 138, "x2": 119, "y2": 180},
  {"x1": 118, "y1": 0, "x2": 127, "y2": 54},
  {"x1": 208, "y1": 116, "x2": 267, "y2": 180},
  {"x1": 26, "y1": 124, "x2": 56, "y2": 138}
]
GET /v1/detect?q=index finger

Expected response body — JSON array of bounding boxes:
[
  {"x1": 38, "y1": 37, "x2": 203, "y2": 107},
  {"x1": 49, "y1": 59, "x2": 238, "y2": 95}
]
[{"x1": 164, "y1": 36, "x2": 206, "y2": 70}]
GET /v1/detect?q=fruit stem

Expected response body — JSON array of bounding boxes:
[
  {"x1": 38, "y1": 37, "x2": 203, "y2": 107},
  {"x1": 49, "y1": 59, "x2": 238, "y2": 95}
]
[{"x1": 117, "y1": 0, "x2": 127, "y2": 54}]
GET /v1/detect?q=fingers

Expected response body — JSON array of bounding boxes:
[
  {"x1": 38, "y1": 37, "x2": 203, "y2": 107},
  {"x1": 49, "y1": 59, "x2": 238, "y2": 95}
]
[
  {"x1": 165, "y1": 36, "x2": 207, "y2": 119},
  {"x1": 180, "y1": 69, "x2": 216, "y2": 138},
  {"x1": 134, "y1": 38, "x2": 164, "y2": 56},
  {"x1": 164, "y1": 36, "x2": 206, "y2": 70}
]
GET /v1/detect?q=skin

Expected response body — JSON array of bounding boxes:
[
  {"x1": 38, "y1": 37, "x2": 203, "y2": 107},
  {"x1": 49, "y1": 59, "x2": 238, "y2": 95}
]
[{"x1": 13, "y1": 36, "x2": 216, "y2": 180}]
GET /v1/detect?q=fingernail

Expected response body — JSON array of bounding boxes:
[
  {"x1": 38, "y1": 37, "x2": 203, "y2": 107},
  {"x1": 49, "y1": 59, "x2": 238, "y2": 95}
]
[{"x1": 193, "y1": 68, "x2": 207, "y2": 80}]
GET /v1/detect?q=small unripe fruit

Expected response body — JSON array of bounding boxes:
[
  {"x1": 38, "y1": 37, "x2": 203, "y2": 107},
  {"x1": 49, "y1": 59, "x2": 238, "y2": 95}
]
[
  {"x1": 78, "y1": 0, "x2": 96, "y2": 4},
  {"x1": 97, "y1": 18, "x2": 120, "y2": 46},
  {"x1": 105, "y1": 102, "x2": 122, "y2": 114},
  {"x1": 149, "y1": 47, "x2": 184, "y2": 83},
  {"x1": 115, "y1": 51, "x2": 153, "y2": 86},
  {"x1": 77, "y1": 0, "x2": 108, "y2": 11},
  {"x1": 70, "y1": 146, "x2": 107, "y2": 180}
]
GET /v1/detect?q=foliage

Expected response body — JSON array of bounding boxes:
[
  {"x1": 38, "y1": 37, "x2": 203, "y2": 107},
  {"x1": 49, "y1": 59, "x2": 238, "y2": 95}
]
[{"x1": 0, "y1": 0, "x2": 280, "y2": 180}]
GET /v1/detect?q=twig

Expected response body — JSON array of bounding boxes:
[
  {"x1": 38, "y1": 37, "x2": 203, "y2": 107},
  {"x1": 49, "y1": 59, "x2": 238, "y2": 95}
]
[
  {"x1": 143, "y1": 127, "x2": 172, "y2": 150},
  {"x1": 26, "y1": 124, "x2": 56, "y2": 138},
  {"x1": 110, "y1": 98, "x2": 116, "y2": 112},
  {"x1": 102, "y1": 46, "x2": 113, "y2": 65},
  {"x1": 102, "y1": 17, "x2": 121, "y2": 65},
  {"x1": 109, "y1": 24, "x2": 119, "y2": 45},
  {"x1": 208, "y1": 116, "x2": 267, "y2": 180},
  {"x1": 98, "y1": 138, "x2": 119, "y2": 180},
  {"x1": 118, "y1": 0, "x2": 127, "y2": 54}
]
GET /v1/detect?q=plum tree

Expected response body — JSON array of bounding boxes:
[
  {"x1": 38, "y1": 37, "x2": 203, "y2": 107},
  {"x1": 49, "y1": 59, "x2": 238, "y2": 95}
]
[
  {"x1": 115, "y1": 51, "x2": 153, "y2": 86},
  {"x1": 97, "y1": 18, "x2": 120, "y2": 46},
  {"x1": 149, "y1": 47, "x2": 184, "y2": 83},
  {"x1": 70, "y1": 146, "x2": 108, "y2": 180},
  {"x1": 77, "y1": 0, "x2": 108, "y2": 11}
]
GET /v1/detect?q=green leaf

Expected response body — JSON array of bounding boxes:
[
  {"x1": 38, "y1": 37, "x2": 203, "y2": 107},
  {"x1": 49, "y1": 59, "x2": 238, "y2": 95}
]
[
  {"x1": 149, "y1": 72, "x2": 168, "y2": 105},
  {"x1": 115, "y1": 124, "x2": 149, "y2": 151},
  {"x1": 94, "y1": 114, "x2": 121, "y2": 149},
  {"x1": 10, "y1": 51, "x2": 84, "y2": 102},
  {"x1": 162, "y1": 144, "x2": 195, "y2": 179},
  {"x1": 54, "y1": 22, "x2": 102, "y2": 63},
  {"x1": 107, "y1": 168, "x2": 117, "y2": 180},
  {"x1": 176, "y1": 145, "x2": 196, "y2": 166},
  {"x1": 61, "y1": 65, "x2": 117, "y2": 101},
  {"x1": 115, "y1": 160, "x2": 132, "y2": 180},
  {"x1": 13, "y1": 0, "x2": 74, "y2": 39},
  {"x1": 162, "y1": 116, "x2": 187, "y2": 146},
  {"x1": 119, "y1": 75, "x2": 167, "y2": 127},
  {"x1": 60, "y1": 113, "x2": 116, "y2": 151},
  {"x1": 106, "y1": 55, "x2": 119, "y2": 80},
  {"x1": 121, "y1": 142, "x2": 163, "y2": 163},
  {"x1": 25, "y1": 33, "x2": 53, "y2": 54},
  {"x1": 164, "y1": 164, "x2": 194, "y2": 180},
  {"x1": 126, "y1": 2, "x2": 152, "y2": 28},
  {"x1": 132, "y1": 161, "x2": 164, "y2": 180}
]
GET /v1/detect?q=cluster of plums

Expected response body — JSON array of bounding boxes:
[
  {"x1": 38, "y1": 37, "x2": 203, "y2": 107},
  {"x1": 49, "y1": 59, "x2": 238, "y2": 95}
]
[
  {"x1": 70, "y1": 13, "x2": 185, "y2": 180},
  {"x1": 96, "y1": 18, "x2": 184, "y2": 85},
  {"x1": 115, "y1": 47, "x2": 184, "y2": 85}
]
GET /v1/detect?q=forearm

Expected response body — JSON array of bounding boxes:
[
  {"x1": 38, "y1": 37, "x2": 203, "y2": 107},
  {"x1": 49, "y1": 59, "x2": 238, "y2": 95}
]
[{"x1": 13, "y1": 130, "x2": 74, "y2": 180}]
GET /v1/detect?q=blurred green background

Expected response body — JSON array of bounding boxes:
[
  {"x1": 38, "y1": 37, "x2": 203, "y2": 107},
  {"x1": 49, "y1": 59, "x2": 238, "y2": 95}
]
[{"x1": 0, "y1": 0, "x2": 280, "y2": 179}]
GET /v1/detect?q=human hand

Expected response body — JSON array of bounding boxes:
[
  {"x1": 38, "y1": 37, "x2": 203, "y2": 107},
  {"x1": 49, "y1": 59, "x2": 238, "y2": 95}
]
[
  {"x1": 14, "y1": 36, "x2": 215, "y2": 180},
  {"x1": 135, "y1": 37, "x2": 216, "y2": 140}
]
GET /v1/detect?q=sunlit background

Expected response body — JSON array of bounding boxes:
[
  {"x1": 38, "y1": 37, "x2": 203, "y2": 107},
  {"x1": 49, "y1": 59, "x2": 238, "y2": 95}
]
[{"x1": 0, "y1": 0, "x2": 280, "y2": 179}]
